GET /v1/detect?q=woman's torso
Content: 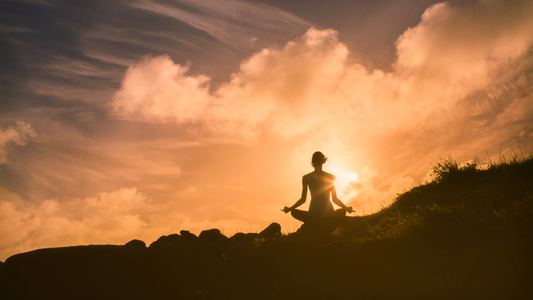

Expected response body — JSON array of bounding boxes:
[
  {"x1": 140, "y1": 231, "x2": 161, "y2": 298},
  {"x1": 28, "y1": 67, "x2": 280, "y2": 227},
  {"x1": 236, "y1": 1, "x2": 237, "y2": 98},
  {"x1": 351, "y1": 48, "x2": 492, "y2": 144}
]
[{"x1": 306, "y1": 171, "x2": 335, "y2": 217}]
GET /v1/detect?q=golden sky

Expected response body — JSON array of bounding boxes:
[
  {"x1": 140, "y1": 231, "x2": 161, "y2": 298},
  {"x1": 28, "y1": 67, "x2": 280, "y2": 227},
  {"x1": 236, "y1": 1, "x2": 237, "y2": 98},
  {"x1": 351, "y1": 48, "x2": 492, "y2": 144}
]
[{"x1": 1, "y1": 0, "x2": 533, "y2": 261}]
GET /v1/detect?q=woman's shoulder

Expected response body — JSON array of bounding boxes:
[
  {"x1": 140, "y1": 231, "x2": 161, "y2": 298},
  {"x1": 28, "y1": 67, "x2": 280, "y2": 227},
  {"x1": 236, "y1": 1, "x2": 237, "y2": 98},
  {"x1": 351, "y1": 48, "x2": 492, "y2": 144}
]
[
  {"x1": 306, "y1": 171, "x2": 335, "y2": 180},
  {"x1": 303, "y1": 172, "x2": 316, "y2": 178},
  {"x1": 324, "y1": 172, "x2": 336, "y2": 180}
]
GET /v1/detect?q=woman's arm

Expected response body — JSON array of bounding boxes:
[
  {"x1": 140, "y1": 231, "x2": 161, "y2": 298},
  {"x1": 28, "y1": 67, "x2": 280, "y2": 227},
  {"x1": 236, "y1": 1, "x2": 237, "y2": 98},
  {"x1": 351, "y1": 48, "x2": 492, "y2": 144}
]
[
  {"x1": 331, "y1": 186, "x2": 354, "y2": 213},
  {"x1": 282, "y1": 176, "x2": 308, "y2": 213}
]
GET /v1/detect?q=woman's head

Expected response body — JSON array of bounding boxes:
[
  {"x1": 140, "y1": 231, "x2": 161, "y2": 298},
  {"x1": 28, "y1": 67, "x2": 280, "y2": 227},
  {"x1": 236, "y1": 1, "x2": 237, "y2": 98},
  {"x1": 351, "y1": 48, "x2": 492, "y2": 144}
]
[{"x1": 311, "y1": 151, "x2": 327, "y2": 167}]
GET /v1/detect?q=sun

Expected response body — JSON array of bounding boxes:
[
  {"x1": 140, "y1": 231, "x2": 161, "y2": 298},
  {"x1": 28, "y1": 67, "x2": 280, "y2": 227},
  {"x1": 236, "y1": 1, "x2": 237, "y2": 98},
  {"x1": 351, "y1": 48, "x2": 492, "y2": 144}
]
[{"x1": 330, "y1": 168, "x2": 358, "y2": 197}]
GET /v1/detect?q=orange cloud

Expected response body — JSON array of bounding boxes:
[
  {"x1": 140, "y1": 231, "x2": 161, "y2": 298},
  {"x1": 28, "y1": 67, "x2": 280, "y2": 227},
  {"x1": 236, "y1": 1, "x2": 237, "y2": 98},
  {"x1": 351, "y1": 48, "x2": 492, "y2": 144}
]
[
  {"x1": 112, "y1": 56, "x2": 212, "y2": 123},
  {"x1": 112, "y1": 28, "x2": 352, "y2": 140},
  {"x1": 113, "y1": 0, "x2": 533, "y2": 143},
  {"x1": 0, "y1": 185, "x2": 279, "y2": 261},
  {"x1": 0, "y1": 188, "x2": 151, "y2": 260},
  {"x1": 395, "y1": 1, "x2": 533, "y2": 109}
]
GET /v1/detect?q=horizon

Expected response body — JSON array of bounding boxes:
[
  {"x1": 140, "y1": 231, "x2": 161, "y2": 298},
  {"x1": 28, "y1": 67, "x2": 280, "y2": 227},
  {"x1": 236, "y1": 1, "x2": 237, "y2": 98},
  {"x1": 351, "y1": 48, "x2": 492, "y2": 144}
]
[{"x1": 1, "y1": 0, "x2": 533, "y2": 261}]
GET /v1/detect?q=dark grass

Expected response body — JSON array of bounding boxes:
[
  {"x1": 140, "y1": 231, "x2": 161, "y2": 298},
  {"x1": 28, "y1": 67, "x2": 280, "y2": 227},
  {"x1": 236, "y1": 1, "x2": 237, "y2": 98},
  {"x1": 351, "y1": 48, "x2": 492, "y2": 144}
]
[
  {"x1": 284, "y1": 152, "x2": 533, "y2": 299},
  {"x1": 343, "y1": 153, "x2": 533, "y2": 243}
]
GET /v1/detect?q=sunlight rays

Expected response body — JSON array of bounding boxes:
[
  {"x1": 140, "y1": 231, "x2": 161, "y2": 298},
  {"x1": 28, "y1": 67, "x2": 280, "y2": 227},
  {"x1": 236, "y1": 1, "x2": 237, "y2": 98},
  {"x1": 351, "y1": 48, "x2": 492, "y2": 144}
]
[{"x1": 329, "y1": 168, "x2": 358, "y2": 197}]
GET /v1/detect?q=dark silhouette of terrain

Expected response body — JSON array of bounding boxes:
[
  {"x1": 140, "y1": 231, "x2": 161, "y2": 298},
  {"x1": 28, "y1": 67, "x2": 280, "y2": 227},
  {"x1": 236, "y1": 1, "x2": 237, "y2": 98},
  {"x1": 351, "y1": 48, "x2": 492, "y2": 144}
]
[{"x1": 2, "y1": 155, "x2": 532, "y2": 300}]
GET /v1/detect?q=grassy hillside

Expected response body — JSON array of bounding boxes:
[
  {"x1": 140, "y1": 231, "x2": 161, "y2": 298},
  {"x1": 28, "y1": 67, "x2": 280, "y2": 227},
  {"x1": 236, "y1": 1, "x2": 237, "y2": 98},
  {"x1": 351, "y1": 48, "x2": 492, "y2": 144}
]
[
  {"x1": 279, "y1": 153, "x2": 533, "y2": 299},
  {"x1": 338, "y1": 153, "x2": 533, "y2": 244},
  {"x1": 2, "y1": 154, "x2": 532, "y2": 300}
]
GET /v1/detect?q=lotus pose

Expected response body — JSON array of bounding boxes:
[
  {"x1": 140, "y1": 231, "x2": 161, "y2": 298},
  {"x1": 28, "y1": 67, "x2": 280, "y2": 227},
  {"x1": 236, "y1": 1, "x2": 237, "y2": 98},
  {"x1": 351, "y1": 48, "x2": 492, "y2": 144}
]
[{"x1": 282, "y1": 151, "x2": 354, "y2": 223}]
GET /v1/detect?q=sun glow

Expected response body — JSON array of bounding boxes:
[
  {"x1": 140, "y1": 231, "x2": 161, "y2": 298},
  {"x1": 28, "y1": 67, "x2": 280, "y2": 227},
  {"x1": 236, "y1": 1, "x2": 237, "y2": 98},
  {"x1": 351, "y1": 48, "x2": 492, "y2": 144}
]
[{"x1": 330, "y1": 168, "x2": 358, "y2": 197}]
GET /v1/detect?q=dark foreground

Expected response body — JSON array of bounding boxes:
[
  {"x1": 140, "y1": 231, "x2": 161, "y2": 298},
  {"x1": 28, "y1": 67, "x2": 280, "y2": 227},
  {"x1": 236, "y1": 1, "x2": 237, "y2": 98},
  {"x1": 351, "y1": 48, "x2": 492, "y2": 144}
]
[{"x1": 1, "y1": 227, "x2": 530, "y2": 300}]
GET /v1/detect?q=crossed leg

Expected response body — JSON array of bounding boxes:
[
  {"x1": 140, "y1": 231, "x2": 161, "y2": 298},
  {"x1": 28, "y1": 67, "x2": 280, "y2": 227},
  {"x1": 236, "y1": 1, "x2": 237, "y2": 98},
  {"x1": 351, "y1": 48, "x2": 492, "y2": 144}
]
[{"x1": 291, "y1": 208, "x2": 346, "y2": 223}]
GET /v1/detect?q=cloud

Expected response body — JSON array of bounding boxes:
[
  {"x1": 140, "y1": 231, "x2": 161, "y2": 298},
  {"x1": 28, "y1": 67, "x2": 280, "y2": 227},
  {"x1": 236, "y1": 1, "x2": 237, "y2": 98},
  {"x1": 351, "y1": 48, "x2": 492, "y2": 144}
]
[
  {"x1": 113, "y1": 0, "x2": 533, "y2": 142},
  {"x1": 214, "y1": 28, "x2": 352, "y2": 138},
  {"x1": 0, "y1": 186, "x2": 280, "y2": 261},
  {"x1": 395, "y1": 1, "x2": 533, "y2": 110},
  {"x1": 0, "y1": 121, "x2": 37, "y2": 164},
  {"x1": 131, "y1": 0, "x2": 311, "y2": 46},
  {"x1": 112, "y1": 56, "x2": 212, "y2": 123},
  {"x1": 0, "y1": 188, "x2": 152, "y2": 261},
  {"x1": 112, "y1": 28, "x2": 355, "y2": 139}
]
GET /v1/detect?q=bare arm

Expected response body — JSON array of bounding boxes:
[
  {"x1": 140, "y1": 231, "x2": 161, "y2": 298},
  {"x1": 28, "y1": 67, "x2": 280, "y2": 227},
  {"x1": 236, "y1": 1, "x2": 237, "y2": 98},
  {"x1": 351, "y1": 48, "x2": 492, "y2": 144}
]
[
  {"x1": 282, "y1": 176, "x2": 308, "y2": 213},
  {"x1": 331, "y1": 186, "x2": 354, "y2": 213}
]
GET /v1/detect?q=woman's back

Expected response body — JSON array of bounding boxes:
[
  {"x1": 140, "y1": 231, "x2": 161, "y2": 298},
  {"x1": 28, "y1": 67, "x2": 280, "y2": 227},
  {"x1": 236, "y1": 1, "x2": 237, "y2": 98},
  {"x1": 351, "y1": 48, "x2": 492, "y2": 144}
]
[{"x1": 306, "y1": 171, "x2": 335, "y2": 217}]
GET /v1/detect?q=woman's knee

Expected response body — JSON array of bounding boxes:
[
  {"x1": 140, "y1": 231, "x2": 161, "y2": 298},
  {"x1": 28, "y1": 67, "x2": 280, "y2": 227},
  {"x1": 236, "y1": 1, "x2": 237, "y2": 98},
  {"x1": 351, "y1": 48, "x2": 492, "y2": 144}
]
[
  {"x1": 335, "y1": 209, "x2": 347, "y2": 217},
  {"x1": 291, "y1": 209, "x2": 308, "y2": 222}
]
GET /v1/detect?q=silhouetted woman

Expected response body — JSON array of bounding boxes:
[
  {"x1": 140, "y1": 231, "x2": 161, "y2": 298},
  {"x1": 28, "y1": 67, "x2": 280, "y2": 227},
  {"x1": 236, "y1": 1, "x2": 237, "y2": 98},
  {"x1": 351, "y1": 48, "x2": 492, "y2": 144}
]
[{"x1": 282, "y1": 151, "x2": 354, "y2": 223}]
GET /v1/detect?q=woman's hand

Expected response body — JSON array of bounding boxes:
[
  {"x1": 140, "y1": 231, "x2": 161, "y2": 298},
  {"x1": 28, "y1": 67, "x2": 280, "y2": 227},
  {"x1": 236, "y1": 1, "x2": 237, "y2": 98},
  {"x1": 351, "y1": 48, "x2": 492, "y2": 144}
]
[{"x1": 281, "y1": 206, "x2": 292, "y2": 213}]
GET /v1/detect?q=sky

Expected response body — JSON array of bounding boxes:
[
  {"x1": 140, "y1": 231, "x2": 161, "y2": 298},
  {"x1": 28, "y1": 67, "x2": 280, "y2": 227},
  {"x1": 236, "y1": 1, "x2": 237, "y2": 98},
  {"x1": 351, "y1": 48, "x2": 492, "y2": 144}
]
[{"x1": 1, "y1": 0, "x2": 533, "y2": 261}]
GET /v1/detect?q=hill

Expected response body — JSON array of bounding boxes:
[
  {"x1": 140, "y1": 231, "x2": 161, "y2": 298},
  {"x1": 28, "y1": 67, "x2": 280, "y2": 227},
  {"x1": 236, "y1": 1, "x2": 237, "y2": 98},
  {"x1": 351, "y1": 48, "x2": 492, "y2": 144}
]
[{"x1": 1, "y1": 155, "x2": 532, "y2": 300}]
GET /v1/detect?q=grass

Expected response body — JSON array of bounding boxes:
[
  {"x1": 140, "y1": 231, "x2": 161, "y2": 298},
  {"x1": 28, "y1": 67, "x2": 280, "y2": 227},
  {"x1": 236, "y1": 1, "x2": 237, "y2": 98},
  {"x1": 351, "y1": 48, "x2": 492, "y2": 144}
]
[
  {"x1": 330, "y1": 152, "x2": 533, "y2": 245},
  {"x1": 306, "y1": 152, "x2": 533, "y2": 299}
]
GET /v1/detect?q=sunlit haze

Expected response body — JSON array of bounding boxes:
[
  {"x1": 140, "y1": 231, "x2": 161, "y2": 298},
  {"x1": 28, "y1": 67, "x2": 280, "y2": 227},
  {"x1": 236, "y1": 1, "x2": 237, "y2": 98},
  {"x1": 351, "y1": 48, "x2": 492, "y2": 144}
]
[
  {"x1": 1, "y1": 0, "x2": 533, "y2": 261},
  {"x1": 329, "y1": 168, "x2": 358, "y2": 197}
]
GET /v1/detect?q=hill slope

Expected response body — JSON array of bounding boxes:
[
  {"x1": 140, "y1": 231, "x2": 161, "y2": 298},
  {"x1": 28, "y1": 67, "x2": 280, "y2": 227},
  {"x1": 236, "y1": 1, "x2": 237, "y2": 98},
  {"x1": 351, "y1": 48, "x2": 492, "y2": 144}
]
[
  {"x1": 2, "y1": 156, "x2": 532, "y2": 300},
  {"x1": 341, "y1": 154, "x2": 533, "y2": 243}
]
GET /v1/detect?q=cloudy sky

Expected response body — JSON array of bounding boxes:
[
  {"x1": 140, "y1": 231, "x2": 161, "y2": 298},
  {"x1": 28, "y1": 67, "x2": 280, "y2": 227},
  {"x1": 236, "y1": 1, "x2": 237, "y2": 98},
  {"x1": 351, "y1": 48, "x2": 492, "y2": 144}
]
[{"x1": 1, "y1": 0, "x2": 533, "y2": 260}]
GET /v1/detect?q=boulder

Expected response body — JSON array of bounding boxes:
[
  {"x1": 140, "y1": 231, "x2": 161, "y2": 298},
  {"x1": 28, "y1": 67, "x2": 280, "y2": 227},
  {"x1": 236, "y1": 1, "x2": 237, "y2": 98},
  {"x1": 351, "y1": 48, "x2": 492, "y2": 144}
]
[
  {"x1": 198, "y1": 229, "x2": 228, "y2": 243},
  {"x1": 259, "y1": 222, "x2": 282, "y2": 239},
  {"x1": 180, "y1": 230, "x2": 199, "y2": 242},
  {"x1": 230, "y1": 232, "x2": 260, "y2": 244},
  {"x1": 125, "y1": 239, "x2": 146, "y2": 248},
  {"x1": 149, "y1": 233, "x2": 182, "y2": 248}
]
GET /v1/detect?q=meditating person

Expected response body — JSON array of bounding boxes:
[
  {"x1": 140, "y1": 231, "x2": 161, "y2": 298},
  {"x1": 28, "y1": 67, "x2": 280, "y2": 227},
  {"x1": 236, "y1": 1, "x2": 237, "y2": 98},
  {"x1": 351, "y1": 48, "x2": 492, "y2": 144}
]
[{"x1": 282, "y1": 151, "x2": 354, "y2": 223}]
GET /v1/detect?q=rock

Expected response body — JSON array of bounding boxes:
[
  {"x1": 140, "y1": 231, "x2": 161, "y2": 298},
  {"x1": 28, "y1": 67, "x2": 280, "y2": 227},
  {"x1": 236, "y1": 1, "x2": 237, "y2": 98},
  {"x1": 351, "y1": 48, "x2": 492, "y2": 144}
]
[
  {"x1": 259, "y1": 222, "x2": 282, "y2": 239},
  {"x1": 165, "y1": 233, "x2": 182, "y2": 245},
  {"x1": 125, "y1": 239, "x2": 146, "y2": 248},
  {"x1": 230, "y1": 232, "x2": 260, "y2": 244},
  {"x1": 149, "y1": 234, "x2": 182, "y2": 248},
  {"x1": 149, "y1": 236, "x2": 165, "y2": 248},
  {"x1": 180, "y1": 230, "x2": 199, "y2": 242},
  {"x1": 198, "y1": 229, "x2": 228, "y2": 243}
]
